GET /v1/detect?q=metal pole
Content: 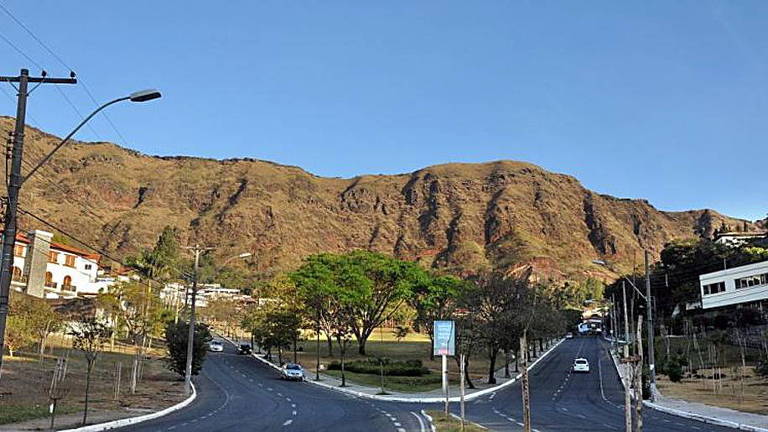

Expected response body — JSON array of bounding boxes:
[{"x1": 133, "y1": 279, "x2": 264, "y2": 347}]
[
  {"x1": 645, "y1": 251, "x2": 656, "y2": 398},
  {"x1": 183, "y1": 246, "x2": 201, "y2": 395},
  {"x1": 460, "y1": 353, "x2": 466, "y2": 431},
  {"x1": 0, "y1": 69, "x2": 29, "y2": 374},
  {"x1": 442, "y1": 354, "x2": 449, "y2": 414},
  {"x1": 622, "y1": 281, "x2": 629, "y2": 357},
  {"x1": 315, "y1": 309, "x2": 320, "y2": 381}
]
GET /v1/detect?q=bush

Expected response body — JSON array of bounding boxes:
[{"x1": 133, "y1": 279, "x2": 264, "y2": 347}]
[
  {"x1": 164, "y1": 320, "x2": 212, "y2": 377},
  {"x1": 327, "y1": 358, "x2": 430, "y2": 376}
]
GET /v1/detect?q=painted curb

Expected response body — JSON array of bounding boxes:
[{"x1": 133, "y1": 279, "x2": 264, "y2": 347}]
[
  {"x1": 421, "y1": 410, "x2": 437, "y2": 432},
  {"x1": 237, "y1": 336, "x2": 563, "y2": 403},
  {"x1": 59, "y1": 383, "x2": 196, "y2": 432},
  {"x1": 602, "y1": 337, "x2": 768, "y2": 432}
]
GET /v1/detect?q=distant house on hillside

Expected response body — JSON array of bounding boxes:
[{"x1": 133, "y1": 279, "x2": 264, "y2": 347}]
[
  {"x1": 5, "y1": 230, "x2": 104, "y2": 299},
  {"x1": 714, "y1": 231, "x2": 767, "y2": 248}
]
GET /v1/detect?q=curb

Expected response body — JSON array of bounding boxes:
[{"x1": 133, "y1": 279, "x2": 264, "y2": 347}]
[
  {"x1": 59, "y1": 383, "x2": 197, "y2": 432},
  {"x1": 235, "y1": 336, "x2": 563, "y2": 403},
  {"x1": 421, "y1": 410, "x2": 437, "y2": 432},
  {"x1": 601, "y1": 337, "x2": 768, "y2": 432}
]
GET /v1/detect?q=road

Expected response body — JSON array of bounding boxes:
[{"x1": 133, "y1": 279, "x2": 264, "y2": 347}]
[
  {"x1": 457, "y1": 335, "x2": 735, "y2": 431},
  {"x1": 118, "y1": 335, "x2": 737, "y2": 431},
  {"x1": 117, "y1": 342, "x2": 430, "y2": 432}
]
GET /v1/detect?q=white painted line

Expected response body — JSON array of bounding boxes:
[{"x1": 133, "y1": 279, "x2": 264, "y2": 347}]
[{"x1": 283, "y1": 419, "x2": 293, "y2": 426}]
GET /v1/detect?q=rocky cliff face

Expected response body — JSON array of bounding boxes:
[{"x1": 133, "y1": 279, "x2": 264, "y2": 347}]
[{"x1": 1, "y1": 117, "x2": 757, "y2": 280}]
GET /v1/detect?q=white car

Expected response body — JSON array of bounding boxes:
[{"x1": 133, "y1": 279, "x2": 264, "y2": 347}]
[
  {"x1": 281, "y1": 363, "x2": 305, "y2": 381},
  {"x1": 573, "y1": 358, "x2": 590, "y2": 373},
  {"x1": 209, "y1": 340, "x2": 224, "y2": 352},
  {"x1": 565, "y1": 332, "x2": 574, "y2": 339}
]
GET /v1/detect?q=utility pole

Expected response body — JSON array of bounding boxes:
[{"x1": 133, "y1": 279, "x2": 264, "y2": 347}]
[
  {"x1": 182, "y1": 244, "x2": 214, "y2": 395},
  {"x1": 622, "y1": 280, "x2": 632, "y2": 432},
  {"x1": 0, "y1": 69, "x2": 76, "y2": 374},
  {"x1": 520, "y1": 330, "x2": 531, "y2": 432},
  {"x1": 635, "y1": 315, "x2": 644, "y2": 432},
  {"x1": 644, "y1": 251, "x2": 656, "y2": 398},
  {"x1": 622, "y1": 281, "x2": 629, "y2": 357}
]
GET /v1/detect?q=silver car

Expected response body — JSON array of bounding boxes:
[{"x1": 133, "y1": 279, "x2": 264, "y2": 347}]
[
  {"x1": 209, "y1": 340, "x2": 224, "y2": 352},
  {"x1": 281, "y1": 363, "x2": 305, "y2": 381}
]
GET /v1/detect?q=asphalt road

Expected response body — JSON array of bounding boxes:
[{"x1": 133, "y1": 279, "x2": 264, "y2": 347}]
[
  {"x1": 117, "y1": 342, "x2": 430, "y2": 432},
  {"x1": 455, "y1": 335, "x2": 736, "y2": 431},
  {"x1": 118, "y1": 335, "x2": 737, "y2": 431}
]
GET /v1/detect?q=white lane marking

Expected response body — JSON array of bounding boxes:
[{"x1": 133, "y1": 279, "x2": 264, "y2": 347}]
[
  {"x1": 292, "y1": 410, "x2": 297, "y2": 416},
  {"x1": 489, "y1": 392, "x2": 496, "y2": 400},
  {"x1": 410, "y1": 411, "x2": 426, "y2": 432},
  {"x1": 291, "y1": 403, "x2": 296, "y2": 408},
  {"x1": 283, "y1": 419, "x2": 293, "y2": 426},
  {"x1": 286, "y1": 397, "x2": 292, "y2": 402},
  {"x1": 394, "y1": 422, "x2": 401, "y2": 427},
  {"x1": 278, "y1": 392, "x2": 284, "y2": 397}
]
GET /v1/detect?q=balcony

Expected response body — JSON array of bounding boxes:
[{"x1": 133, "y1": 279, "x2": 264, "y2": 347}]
[
  {"x1": 61, "y1": 284, "x2": 76, "y2": 292},
  {"x1": 44, "y1": 282, "x2": 58, "y2": 289},
  {"x1": 11, "y1": 275, "x2": 27, "y2": 284}
]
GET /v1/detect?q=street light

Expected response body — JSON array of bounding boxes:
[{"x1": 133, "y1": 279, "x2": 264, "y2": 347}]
[{"x1": 23, "y1": 89, "x2": 162, "y2": 184}]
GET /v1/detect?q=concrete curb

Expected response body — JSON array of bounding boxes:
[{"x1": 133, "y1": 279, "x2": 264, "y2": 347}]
[
  {"x1": 421, "y1": 410, "x2": 437, "y2": 432},
  {"x1": 59, "y1": 383, "x2": 197, "y2": 432},
  {"x1": 237, "y1": 336, "x2": 563, "y2": 403},
  {"x1": 602, "y1": 336, "x2": 768, "y2": 432}
]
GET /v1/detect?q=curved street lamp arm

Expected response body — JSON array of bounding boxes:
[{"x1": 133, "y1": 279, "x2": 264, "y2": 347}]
[{"x1": 21, "y1": 96, "x2": 131, "y2": 185}]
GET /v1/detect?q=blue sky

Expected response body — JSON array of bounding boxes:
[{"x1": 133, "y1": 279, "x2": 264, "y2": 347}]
[{"x1": 0, "y1": 1, "x2": 766, "y2": 220}]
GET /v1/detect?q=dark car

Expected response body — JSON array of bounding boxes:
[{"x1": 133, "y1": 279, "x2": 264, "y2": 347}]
[{"x1": 237, "y1": 344, "x2": 252, "y2": 355}]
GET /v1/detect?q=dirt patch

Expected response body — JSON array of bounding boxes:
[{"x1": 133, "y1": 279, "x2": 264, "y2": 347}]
[
  {"x1": 657, "y1": 367, "x2": 768, "y2": 415},
  {"x1": 0, "y1": 335, "x2": 186, "y2": 430}
]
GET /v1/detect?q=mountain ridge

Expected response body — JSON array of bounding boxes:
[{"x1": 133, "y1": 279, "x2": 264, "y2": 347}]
[{"x1": 0, "y1": 117, "x2": 759, "y2": 281}]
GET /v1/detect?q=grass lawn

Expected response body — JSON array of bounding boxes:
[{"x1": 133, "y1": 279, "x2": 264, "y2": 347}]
[
  {"x1": 0, "y1": 333, "x2": 186, "y2": 426},
  {"x1": 275, "y1": 328, "x2": 533, "y2": 392},
  {"x1": 425, "y1": 410, "x2": 487, "y2": 432}
]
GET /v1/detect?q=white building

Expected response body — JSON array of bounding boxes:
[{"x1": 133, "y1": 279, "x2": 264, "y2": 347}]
[
  {"x1": 699, "y1": 260, "x2": 768, "y2": 310},
  {"x1": 7, "y1": 230, "x2": 102, "y2": 299},
  {"x1": 714, "y1": 231, "x2": 766, "y2": 248}
]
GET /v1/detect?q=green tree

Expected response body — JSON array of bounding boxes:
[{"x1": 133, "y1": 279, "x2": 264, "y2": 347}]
[
  {"x1": 164, "y1": 320, "x2": 211, "y2": 377},
  {"x1": 409, "y1": 274, "x2": 465, "y2": 360},
  {"x1": 69, "y1": 318, "x2": 112, "y2": 426}
]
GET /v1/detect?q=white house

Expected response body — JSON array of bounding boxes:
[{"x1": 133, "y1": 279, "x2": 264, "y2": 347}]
[
  {"x1": 714, "y1": 231, "x2": 767, "y2": 248},
  {"x1": 699, "y1": 260, "x2": 768, "y2": 310},
  {"x1": 7, "y1": 230, "x2": 102, "y2": 299}
]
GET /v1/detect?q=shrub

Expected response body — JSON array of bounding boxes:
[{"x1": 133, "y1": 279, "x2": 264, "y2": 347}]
[{"x1": 327, "y1": 358, "x2": 430, "y2": 376}]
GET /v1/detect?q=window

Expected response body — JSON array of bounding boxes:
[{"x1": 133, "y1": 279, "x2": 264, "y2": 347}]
[
  {"x1": 703, "y1": 281, "x2": 726, "y2": 295},
  {"x1": 11, "y1": 267, "x2": 22, "y2": 281},
  {"x1": 44, "y1": 272, "x2": 56, "y2": 288},
  {"x1": 64, "y1": 255, "x2": 76, "y2": 267},
  {"x1": 735, "y1": 273, "x2": 768, "y2": 289},
  {"x1": 13, "y1": 245, "x2": 24, "y2": 257},
  {"x1": 84, "y1": 264, "x2": 92, "y2": 270},
  {"x1": 62, "y1": 276, "x2": 74, "y2": 291},
  {"x1": 48, "y1": 251, "x2": 59, "y2": 264}
]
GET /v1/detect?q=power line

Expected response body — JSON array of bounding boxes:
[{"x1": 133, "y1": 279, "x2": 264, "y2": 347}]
[{"x1": 0, "y1": 2, "x2": 126, "y2": 146}]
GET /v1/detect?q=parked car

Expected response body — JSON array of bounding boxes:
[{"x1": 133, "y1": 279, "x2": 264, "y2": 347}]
[
  {"x1": 573, "y1": 358, "x2": 590, "y2": 373},
  {"x1": 565, "y1": 332, "x2": 574, "y2": 339},
  {"x1": 281, "y1": 363, "x2": 305, "y2": 381},
  {"x1": 209, "y1": 340, "x2": 224, "y2": 352},
  {"x1": 238, "y1": 344, "x2": 252, "y2": 355}
]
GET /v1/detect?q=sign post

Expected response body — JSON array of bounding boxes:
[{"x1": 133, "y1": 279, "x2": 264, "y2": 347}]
[{"x1": 434, "y1": 320, "x2": 456, "y2": 415}]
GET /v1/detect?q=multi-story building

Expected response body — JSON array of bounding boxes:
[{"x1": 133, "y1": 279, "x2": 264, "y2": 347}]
[
  {"x1": 6, "y1": 230, "x2": 102, "y2": 299},
  {"x1": 699, "y1": 260, "x2": 768, "y2": 310}
]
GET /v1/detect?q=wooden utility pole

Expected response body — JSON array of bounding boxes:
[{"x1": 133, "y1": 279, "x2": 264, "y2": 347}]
[
  {"x1": 520, "y1": 330, "x2": 531, "y2": 432},
  {"x1": 182, "y1": 245, "x2": 214, "y2": 395},
  {"x1": 0, "y1": 69, "x2": 76, "y2": 376}
]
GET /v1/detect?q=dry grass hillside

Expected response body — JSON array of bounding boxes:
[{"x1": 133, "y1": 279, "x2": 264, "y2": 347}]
[{"x1": 0, "y1": 117, "x2": 757, "y2": 280}]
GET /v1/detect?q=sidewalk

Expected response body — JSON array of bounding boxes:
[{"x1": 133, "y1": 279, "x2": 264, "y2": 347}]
[{"x1": 603, "y1": 337, "x2": 768, "y2": 432}]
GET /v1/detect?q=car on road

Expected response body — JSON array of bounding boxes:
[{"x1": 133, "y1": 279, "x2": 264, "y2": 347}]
[
  {"x1": 573, "y1": 358, "x2": 590, "y2": 373},
  {"x1": 281, "y1": 363, "x2": 305, "y2": 381},
  {"x1": 238, "y1": 344, "x2": 252, "y2": 355},
  {"x1": 209, "y1": 340, "x2": 224, "y2": 352},
  {"x1": 565, "y1": 332, "x2": 574, "y2": 339}
]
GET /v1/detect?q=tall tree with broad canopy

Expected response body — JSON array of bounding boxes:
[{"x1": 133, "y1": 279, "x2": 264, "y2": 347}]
[
  {"x1": 292, "y1": 251, "x2": 427, "y2": 355},
  {"x1": 409, "y1": 274, "x2": 466, "y2": 360}
]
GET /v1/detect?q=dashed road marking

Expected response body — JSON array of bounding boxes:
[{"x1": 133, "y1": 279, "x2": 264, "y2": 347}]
[{"x1": 283, "y1": 419, "x2": 293, "y2": 426}]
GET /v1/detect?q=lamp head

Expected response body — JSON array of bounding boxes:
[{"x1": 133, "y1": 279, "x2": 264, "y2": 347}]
[{"x1": 129, "y1": 89, "x2": 162, "y2": 102}]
